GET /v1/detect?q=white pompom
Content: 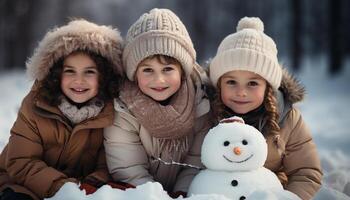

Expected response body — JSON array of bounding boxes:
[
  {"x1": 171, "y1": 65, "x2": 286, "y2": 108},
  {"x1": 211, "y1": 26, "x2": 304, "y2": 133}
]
[{"x1": 236, "y1": 17, "x2": 264, "y2": 32}]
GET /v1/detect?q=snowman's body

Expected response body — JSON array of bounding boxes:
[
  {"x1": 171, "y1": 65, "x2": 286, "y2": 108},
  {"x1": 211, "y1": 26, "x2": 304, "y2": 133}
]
[
  {"x1": 189, "y1": 167, "x2": 282, "y2": 199},
  {"x1": 188, "y1": 117, "x2": 300, "y2": 200}
]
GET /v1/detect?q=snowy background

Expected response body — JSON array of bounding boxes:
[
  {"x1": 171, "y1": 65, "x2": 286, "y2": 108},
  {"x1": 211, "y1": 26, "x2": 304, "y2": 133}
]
[{"x1": 1, "y1": 57, "x2": 350, "y2": 199}]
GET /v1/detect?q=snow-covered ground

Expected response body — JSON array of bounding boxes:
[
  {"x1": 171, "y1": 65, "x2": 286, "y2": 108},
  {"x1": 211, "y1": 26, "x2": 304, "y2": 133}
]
[{"x1": 0, "y1": 57, "x2": 349, "y2": 199}]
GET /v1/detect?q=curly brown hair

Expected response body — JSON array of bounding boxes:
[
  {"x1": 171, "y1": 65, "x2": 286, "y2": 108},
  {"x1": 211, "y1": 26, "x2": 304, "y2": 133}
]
[
  {"x1": 263, "y1": 83, "x2": 281, "y2": 136},
  {"x1": 212, "y1": 77, "x2": 280, "y2": 137},
  {"x1": 37, "y1": 50, "x2": 123, "y2": 106}
]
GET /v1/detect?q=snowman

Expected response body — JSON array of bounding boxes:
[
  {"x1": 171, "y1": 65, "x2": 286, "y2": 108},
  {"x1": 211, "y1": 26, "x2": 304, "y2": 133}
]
[{"x1": 188, "y1": 116, "x2": 300, "y2": 200}]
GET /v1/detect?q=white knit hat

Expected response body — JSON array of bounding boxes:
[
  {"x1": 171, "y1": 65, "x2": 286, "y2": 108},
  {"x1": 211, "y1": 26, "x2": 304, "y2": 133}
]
[
  {"x1": 123, "y1": 8, "x2": 196, "y2": 81},
  {"x1": 209, "y1": 17, "x2": 282, "y2": 90}
]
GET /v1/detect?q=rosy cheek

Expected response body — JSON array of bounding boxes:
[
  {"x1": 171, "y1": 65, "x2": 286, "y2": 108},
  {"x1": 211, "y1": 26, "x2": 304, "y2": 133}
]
[
  {"x1": 220, "y1": 91, "x2": 228, "y2": 103},
  {"x1": 137, "y1": 78, "x2": 149, "y2": 90},
  {"x1": 141, "y1": 77, "x2": 149, "y2": 84}
]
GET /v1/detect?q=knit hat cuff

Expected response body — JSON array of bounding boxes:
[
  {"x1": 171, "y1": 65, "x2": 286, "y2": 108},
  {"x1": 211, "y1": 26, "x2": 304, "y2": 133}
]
[
  {"x1": 123, "y1": 31, "x2": 196, "y2": 81},
  {"x1": 210, "y1": 49, "x2": 282, "y2": 89}
]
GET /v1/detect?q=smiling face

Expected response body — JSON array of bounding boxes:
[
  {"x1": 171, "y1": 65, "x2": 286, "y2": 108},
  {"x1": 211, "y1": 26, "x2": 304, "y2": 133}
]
[
  {"x1": 61, "y1": 52, "x2": 99, "y2": 104},
  {"x1": 135, "y1": 56, "x2": 182, "y2": 102},
  {"x1": 201, "y1": 121, "x2": 267, "y2": 171},
  {"x1": 220, "y1": 70, "x2": 267, "y2": 114}
]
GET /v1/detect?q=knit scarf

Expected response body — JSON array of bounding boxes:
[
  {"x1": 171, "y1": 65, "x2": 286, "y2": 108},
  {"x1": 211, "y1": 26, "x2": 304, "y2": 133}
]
[
  {"x1": 226, "y1": 104, "x2": 285, "y2": 155},
  {"x1": 120, "y1": 78, "x2": 196, "y2": 142},
  {"x1": 233, "y1": 105, "x2": 267, "y2": 132},
  {"x1": 58, "y1": 96, "x2": 104, "y2": 124}
]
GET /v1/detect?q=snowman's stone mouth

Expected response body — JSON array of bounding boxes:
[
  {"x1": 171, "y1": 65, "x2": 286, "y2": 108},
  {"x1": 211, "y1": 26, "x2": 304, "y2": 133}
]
[{"x1": 223, "y1": 154, "x2": 253, "y2": 163}]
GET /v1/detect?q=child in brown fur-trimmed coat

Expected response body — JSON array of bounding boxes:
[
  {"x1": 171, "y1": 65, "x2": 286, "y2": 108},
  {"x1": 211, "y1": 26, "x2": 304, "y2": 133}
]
[{"x1": 0, "y1": 19, "x2": 124, "y2": 200}]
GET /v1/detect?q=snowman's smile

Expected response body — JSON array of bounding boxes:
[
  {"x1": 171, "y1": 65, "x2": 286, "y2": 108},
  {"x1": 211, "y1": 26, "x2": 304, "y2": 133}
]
[{"x1": 223, "y1": 154, "x2": 253, "y2": 163}]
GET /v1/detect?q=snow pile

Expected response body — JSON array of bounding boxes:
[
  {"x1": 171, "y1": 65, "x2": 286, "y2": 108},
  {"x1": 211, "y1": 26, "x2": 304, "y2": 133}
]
[
  {"x1": 46, "y1": 181, "x2": 305, "y2": 200},
  {"x1": 313, "y1": 186, "x2": 350, "y2": 200},
  {"x1": 45, "y1": 182, "x2": 231, "y2": 200},
  {"x1": 46, "y1": 181, "x2": 350, "y2": 200},
  {"x1": 0, "y1": 70, "x2": 32, "y2": 147}
]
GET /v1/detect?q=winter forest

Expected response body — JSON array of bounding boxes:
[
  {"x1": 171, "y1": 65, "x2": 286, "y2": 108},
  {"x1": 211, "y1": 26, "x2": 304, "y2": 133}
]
[
  {"x1": 1, "y1": 0, "x2": 350, "y2": 73},
  {"x1": 0, "y1": 0, "x2": 350, "y2": 199}
]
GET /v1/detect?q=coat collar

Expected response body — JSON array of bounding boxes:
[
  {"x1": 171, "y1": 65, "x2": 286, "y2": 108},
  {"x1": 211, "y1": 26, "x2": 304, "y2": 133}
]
[{"x1": 34, "y1": 94, "x2": 114, "y2": 132}]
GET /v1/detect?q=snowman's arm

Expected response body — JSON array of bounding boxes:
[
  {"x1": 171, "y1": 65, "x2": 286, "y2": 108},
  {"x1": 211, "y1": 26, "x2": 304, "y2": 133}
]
[
  {"x1": 173, "y1": 113, "x2": 211, "y2": 192},
  {"x1": 282, "y1": 108, "x2": 323, "y2": 200},
  {"x1": 104, "y1": 111, "x2": 154, "y2": 186}
]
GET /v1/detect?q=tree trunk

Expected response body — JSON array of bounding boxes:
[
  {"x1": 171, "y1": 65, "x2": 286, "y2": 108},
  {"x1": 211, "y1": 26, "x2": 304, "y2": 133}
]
[
  {"x1": 329, "y1": 0, "x2": 342, "y2": 75},
  {"x1": 1, "y1": 0, "x2": 37, "y2": 69},
  {"x1": 291, "y1": 0, "x2": 302, "y2": 71}
]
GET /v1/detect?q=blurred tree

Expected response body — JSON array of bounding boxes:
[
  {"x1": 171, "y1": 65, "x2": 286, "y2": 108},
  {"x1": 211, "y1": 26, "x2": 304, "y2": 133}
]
[
  {"x1": 0, "y1": 0, "x2": 37, "y2": 69},
  {"x1": 291, "y1": 0, "x2": 302, "y2": 71},
  {"x1": 186, "y1": 0, "x2": 209, "y2": 63},
  {"x1": 0, "y1": 0, "x2": 73, "y2": 70},
  {"x1": 329, "y1": 0, "x2": 343, "y2": 75},
  {"x1": 0, "y1": 0, "x2": 349, "y2": 74},
  {"x1": 344, "y1": 0, "x2": 350, "y2": 58}
]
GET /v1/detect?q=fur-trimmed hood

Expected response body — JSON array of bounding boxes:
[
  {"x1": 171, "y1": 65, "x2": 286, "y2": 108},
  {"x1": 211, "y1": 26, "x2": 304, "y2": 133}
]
[
  {"x1": 26, "y1": 19, "x2": 124, "y2": 81},
  {"x1": 277, "y1": 67, "x2": 305, "y2": 122},
  {"x1": 279, "y1": 67, "x2": 305, "y2": 104}
]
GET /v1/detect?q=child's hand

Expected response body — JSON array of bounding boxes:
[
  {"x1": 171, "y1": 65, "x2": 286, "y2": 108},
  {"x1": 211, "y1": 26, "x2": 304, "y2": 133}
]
[
  {"x1": 168, "y1": 191, "x2": 187, "y2": 198},
  {"x1": 79, "y1": 182, "x2": 97, "y2": 195},
  {"x1": 107, "y1": 181, "x2": 135, "y2": 190}
]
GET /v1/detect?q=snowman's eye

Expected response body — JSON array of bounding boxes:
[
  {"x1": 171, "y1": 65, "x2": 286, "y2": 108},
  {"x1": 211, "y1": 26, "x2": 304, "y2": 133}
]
[
  {"x1": 223, "y1": 141, "x2": 230, "y2": 146},
  {"x1": 242, "y1": 140, "x2": 248, "y2": 145}
]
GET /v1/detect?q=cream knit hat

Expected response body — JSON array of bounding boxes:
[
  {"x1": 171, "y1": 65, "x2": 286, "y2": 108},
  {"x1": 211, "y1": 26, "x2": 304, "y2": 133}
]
[
  {"x1": 210, "y1": 17, "x2": 282, "y2": 90},
  {"x1": 123, "y1": 8, "x2": 196, "y2": 81}
]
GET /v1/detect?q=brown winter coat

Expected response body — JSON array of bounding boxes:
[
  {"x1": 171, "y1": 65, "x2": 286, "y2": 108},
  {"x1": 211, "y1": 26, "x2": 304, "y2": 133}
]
[
  {"x1": 0, "y1": 19, "x2": 123, "y2": 200},
  {"x1": 263, "y1": 70, "x2": 323, "y2": 200},
  {"x1": 0, "y1": 86, "x2": 114, "y2": 200}
]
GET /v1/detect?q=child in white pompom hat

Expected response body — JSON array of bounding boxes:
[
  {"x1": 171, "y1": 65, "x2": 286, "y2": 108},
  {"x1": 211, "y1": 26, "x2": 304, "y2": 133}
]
[{"x1": 209, "y1": 16, "x2": 323, "y2": 200}]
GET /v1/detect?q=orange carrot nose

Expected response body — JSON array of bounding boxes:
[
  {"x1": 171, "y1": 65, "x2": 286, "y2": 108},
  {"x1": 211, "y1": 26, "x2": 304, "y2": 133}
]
[{"x1": 233, "y1": 147, "x2": 241, "y2": 155}]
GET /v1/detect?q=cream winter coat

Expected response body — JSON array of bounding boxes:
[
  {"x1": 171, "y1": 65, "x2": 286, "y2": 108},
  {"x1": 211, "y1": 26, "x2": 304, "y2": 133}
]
[{"x1": 104, "y1": 67, "x2": 212, "y2": 193}]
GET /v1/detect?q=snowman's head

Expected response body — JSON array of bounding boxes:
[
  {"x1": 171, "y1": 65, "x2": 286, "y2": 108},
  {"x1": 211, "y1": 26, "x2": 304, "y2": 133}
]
[{"x1": 201, "y1": 116, "x2": 267, "y2": 171}]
